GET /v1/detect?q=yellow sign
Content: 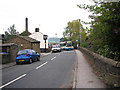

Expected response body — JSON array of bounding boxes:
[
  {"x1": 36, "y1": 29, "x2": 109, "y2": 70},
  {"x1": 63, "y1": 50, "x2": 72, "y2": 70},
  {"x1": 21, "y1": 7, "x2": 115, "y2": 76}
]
[{"x1": 67, "y1": 41, "x2": 71, "y2": 43}]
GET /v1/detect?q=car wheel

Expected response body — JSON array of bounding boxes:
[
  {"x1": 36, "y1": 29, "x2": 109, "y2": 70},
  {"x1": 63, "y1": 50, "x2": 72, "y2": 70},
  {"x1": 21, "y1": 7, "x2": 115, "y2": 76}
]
[
  {"x1": 29, "y1": 59, "x2": 32, "y2": 64},
  {"x1": 16, "y1": 62, "x2": 20, "y2": 65},
  {"x1": 37, "y1": 57, "x2": 40, "y2": 61}
]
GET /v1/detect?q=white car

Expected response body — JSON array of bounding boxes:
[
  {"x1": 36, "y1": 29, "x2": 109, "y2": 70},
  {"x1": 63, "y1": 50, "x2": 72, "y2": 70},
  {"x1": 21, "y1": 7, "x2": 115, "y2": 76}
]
[{"x1": 52, "y1": 45, "x2": 61, "y2": 53}]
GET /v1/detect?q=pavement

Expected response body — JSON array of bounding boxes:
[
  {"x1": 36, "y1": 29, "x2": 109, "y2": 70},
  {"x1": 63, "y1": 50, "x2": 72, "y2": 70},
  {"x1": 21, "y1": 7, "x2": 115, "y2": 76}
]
[
  {"x1": 73, "y1": 50, "x2": 106, "y2": 88},
  {"x1": 0, "y1": 52, "x2": 52, "y2": 70}
]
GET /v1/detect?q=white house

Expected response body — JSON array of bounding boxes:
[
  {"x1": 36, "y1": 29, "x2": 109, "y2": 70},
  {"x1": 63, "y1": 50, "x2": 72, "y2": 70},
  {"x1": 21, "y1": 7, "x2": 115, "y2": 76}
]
[{"x1": 29, "y1": 28, "x2": 48, "y2": 49}]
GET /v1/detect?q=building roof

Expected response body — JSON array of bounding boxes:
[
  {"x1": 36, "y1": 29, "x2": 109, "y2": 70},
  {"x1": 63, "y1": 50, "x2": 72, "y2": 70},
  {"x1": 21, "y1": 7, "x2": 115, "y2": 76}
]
[
  {"x1": 18, "y1": 36, "x2": 40, "y2": 43},
  {"x1": 0, "y1": 43, "x2": 17, "y2": 47},
  {"x1": 30, "y1": 32, "x2": 44, "y2": 35}
]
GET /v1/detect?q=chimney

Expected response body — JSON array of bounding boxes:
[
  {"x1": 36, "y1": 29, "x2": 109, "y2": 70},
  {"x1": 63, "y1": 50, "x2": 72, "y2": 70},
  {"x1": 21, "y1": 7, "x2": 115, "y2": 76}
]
[
  {"x1": 35, "y1": 28, "x2": 39, "y2": 32},
  {"x1": 25, "y1": 17, "x2": 28, "y2": 31}
]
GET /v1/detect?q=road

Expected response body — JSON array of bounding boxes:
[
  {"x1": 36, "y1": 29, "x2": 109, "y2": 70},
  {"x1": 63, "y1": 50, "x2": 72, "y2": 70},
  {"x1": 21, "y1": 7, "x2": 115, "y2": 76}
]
[{"x1": 2, "y1": 50, "x2": 76, "y2": 88}]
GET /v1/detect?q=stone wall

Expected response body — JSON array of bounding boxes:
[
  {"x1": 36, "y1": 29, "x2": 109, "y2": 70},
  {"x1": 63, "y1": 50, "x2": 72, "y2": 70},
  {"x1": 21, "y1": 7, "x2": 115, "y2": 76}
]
[
  {"x1": 32, "y1": 43, "x2": 40, "y2": 54},
  {"x1": 9, "y1": 44, "x2": 18, "y2": 62},
  {"x1": 2, "y1": 44, "x2": 18, "y2": 64},
  {"x1": 8, "y1": 36, "x2": 40, "y2": 53},
  {"x1": 79, "y1": 47, "x2": 120, "y2": 87},
  {"x1": 8, "y1": 36, "x2": 31, "y2": 50}
]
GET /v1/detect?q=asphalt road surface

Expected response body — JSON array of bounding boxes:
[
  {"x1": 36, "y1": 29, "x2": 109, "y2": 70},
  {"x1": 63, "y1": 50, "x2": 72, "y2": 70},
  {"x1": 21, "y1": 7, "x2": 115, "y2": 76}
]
[{"x1": 2, "y1": 50, "x2": 76, "y2": 88}]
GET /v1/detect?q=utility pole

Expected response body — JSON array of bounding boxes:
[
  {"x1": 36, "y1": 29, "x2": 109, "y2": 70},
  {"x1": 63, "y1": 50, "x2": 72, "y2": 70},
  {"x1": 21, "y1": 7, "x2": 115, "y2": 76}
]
[{"x1": 79, "y1": 19, "x2": 82, "y2": 46}]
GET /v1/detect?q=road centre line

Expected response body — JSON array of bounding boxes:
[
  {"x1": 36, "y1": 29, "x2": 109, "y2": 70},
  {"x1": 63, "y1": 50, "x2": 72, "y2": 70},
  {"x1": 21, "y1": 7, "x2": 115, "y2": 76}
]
[
  {"x1": 36, "y1": 61, "x2": 48, "y2": 69},
  {"x1": 0, "y1": 74, "x2": 26, "y2": 89},
  {"x1": 51, "y1": 56, "x2": 56, "y2": 60}
]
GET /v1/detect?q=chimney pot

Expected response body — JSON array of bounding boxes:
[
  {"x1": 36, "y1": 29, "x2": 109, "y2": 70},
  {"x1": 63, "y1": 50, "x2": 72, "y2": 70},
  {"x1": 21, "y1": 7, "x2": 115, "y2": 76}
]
[{"x1": 35, "y1": 28, "x2": 39, "y2": 32}]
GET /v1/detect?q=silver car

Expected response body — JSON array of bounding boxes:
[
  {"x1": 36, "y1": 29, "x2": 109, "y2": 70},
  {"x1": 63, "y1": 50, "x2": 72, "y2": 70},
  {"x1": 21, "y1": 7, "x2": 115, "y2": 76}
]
[{"x1": 52, "y1": 45, "x2": 61, "y2": 53}]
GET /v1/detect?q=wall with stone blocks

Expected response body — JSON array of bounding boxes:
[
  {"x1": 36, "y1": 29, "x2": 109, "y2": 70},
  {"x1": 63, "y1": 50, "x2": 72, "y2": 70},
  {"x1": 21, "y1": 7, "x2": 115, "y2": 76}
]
[{"x1": 79, "y1": 47, "x2": 120, "y2": 87}]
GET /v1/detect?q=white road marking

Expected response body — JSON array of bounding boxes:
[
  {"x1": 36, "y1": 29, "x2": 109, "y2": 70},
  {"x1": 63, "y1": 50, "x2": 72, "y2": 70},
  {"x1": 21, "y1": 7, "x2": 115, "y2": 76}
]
[
  {"x1": 36, "y1": 62, "x2": 48, "y2": 69},
  {"x1": 0, "y1": 74, "x2": 26, "y2": 89},
  {"x1": 51, "y1": 56, "x2": 56, "y2": 60}
]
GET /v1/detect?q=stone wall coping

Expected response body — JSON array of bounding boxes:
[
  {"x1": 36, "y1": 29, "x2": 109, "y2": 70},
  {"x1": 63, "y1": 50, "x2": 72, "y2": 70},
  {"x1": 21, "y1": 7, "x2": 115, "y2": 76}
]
[{"x1": 80, "y1": 47, "x2": 120, "y2": 67}]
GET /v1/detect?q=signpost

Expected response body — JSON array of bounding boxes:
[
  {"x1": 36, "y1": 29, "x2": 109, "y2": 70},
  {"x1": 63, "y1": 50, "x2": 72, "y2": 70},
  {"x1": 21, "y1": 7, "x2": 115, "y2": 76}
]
[{"x1": 43, "y1": 35, "x2": 48, "y2": 52}]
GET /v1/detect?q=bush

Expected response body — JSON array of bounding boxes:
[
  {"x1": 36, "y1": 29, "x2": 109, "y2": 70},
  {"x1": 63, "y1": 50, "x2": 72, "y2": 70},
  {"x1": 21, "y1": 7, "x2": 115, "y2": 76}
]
[{"x1": 97, "y1": 45, "x2": 120, "y2": 61}]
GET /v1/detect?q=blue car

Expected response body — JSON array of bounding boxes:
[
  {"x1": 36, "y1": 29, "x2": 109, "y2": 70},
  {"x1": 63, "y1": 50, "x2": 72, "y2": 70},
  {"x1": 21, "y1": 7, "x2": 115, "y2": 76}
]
[{"x1": 16, "y1": 49, "x2": 40, "y2": 64}]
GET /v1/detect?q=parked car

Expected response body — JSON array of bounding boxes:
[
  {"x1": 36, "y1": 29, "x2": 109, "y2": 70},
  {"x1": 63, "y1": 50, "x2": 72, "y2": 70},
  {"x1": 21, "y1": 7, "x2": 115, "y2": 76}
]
[
  {"x1": 52, "y1": 45, "x2": 61, "y2": 53},
  {"x1": 16, "y1": 49, "x2": 40, "y2": 64}
]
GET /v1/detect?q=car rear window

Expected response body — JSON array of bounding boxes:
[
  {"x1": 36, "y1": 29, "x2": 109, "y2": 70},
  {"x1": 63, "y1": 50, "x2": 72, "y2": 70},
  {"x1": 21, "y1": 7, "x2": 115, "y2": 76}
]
[
  {"x1": 52, "y1": 45, "x2": 60, "y2": 48},
  {"x1": 18, "y1": 50, "x2": 27, "y2": 55}
]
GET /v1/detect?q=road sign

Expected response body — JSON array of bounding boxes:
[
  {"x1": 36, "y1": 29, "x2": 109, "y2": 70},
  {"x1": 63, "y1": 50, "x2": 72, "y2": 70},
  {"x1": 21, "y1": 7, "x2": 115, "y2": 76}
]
[{"x1": 43, "y1": 35, "x2": 48, "y2": 40}]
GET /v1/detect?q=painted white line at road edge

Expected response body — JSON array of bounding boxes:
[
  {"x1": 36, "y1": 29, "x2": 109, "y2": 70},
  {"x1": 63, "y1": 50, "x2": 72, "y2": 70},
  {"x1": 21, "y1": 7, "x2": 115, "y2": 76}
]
[
  {"x1": 0, "y1": 74, "x2": 26, "y2": 89},
  {"x1": 36, "y1": 62, "x2": 48, "y2": 69},
  {"x1": 51, "y1": 56, "x2": 56, "y2": 60}
]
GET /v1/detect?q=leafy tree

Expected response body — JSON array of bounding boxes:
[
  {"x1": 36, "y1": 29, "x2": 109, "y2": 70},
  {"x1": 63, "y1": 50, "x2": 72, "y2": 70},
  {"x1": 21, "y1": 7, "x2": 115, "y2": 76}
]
[
  {"x1": 5, "y1": 24, "x2": 19, "y2": 36},
  {"x1": 20, "y1": 30, "x2": 31, "y2": 36},
  {"x1": 5, "y1": 24, "x2": 19, "y2": 41},
  {"x1": 63, "y1": 20, "x2": 87, "y2": 48},
  {"x1": 77, "y1": 1, "x2": 120, "y2": 61}
]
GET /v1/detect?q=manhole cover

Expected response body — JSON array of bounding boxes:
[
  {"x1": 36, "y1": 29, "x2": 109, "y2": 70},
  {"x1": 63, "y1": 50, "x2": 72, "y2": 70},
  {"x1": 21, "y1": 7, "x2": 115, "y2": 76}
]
[{"x1": 88, "y1": 81, "x2": 94, "y2": 83}]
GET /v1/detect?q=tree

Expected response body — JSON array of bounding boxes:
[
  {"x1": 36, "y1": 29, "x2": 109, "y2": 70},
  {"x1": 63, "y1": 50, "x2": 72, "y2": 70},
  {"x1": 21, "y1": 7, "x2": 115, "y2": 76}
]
[
  {"x1": 20, "y1": 30, "x2": 31, "y2": 36},
  {"x1": 77, "y1": 1, "x2": 120, "y2": 61},
  {"x1": 5, "y1": 24, "x2": 19, "y2": 35},
  {"x1": 63, "y1": 20, "x2": 87, "y2": 48},
  {"x1": 5, "y1": 24, "x2": 19, "y2": 41}
]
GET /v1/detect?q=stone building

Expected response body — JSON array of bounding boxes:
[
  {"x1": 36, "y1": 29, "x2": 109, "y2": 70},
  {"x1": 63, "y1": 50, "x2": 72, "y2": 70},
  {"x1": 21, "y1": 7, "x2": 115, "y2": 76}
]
[
  {"x1": 8, "y1": 35, "x2": 40, "y2": 54},
  {"x1": 0, "y1": 43, "x2": 18, "y2": 64}
]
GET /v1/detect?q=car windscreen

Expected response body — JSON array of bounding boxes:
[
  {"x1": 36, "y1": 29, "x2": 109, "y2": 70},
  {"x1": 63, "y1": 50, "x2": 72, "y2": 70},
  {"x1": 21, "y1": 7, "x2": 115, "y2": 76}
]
[
  {"x1": 18, "y1": 50, "x2": 27, "y2": 55},
  {"x1": 52, "y1": 45, "x2": 59, "y2": 48},
  {"x1": 66, "y1": 44, "x2": 72, "y2": 47}
]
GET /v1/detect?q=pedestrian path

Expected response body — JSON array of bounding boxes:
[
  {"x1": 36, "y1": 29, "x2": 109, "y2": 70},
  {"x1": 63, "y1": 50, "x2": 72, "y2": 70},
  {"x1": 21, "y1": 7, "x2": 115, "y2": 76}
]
[{"x1": 73, "y1": 50, "x2": 106, "y2": 88}]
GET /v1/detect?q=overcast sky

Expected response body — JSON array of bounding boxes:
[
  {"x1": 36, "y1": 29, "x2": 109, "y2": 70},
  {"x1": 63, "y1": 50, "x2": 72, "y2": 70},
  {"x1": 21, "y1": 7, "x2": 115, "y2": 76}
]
[{"x1": 0, "y1": 0, "x2": 94, "y2": 38}]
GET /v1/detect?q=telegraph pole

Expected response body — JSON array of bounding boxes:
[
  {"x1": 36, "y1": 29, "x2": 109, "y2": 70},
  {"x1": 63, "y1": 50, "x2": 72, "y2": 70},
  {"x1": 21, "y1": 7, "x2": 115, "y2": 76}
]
[{"x1": 79, "y1": 19, "x2": 82, "y2": 46}]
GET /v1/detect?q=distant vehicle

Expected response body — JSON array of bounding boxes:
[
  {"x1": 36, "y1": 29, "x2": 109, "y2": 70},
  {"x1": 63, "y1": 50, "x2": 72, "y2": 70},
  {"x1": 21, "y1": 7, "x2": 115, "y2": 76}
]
[
  {"x1": 16, "y1": 49, "x2": 40, "y2": 64},
  {"x1": 52, "y1": 45, "x2": 61, "y2": 53},
  {"x1": 60, "y1": 42, "x2": 66, "y2": 50},
  {"x1": 64, "y1": 41, "x2": 74, "y2": 50}
]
